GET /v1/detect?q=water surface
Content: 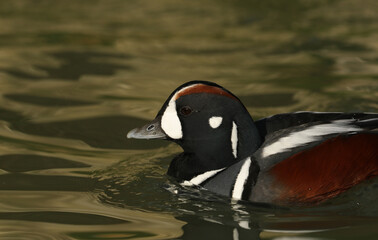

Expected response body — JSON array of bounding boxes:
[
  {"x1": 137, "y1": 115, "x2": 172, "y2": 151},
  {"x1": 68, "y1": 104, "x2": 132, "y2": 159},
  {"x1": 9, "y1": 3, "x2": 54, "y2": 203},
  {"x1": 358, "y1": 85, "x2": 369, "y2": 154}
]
[{"x1": 0, "y1": 0, "x2": 378, "y2": 239}]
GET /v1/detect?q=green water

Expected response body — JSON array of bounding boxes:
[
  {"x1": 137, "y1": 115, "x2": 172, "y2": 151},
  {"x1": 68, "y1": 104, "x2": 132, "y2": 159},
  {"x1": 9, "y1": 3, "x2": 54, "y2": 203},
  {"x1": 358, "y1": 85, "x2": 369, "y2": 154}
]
[{"x1": 0, "y1": 0, "x2": 377, "y2": 239}]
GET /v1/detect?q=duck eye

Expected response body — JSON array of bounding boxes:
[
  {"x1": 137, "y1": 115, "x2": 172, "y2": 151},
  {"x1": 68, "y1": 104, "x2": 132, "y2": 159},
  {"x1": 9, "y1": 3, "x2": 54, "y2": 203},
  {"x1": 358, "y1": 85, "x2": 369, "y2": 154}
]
[{"x1": 179, "y1": 106, "x2": 193, "y2": 116}]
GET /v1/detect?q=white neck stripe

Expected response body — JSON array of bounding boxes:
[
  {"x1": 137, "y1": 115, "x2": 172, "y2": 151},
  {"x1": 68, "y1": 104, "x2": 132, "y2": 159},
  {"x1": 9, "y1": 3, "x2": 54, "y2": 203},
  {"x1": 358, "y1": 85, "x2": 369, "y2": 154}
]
[{"x1": 231, "y1": 122, "x2": 238, "y2": 158}]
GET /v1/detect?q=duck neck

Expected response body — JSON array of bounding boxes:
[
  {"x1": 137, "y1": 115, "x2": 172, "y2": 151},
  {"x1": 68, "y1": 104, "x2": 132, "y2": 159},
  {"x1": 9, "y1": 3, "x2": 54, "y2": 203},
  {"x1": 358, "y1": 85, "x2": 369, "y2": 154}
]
[
  {"x1": 168, "y1": 111, "x2": 262, "y2": 181},
  {"x1": 234, "y1": 110, "x2": 262, "y2": 160}
]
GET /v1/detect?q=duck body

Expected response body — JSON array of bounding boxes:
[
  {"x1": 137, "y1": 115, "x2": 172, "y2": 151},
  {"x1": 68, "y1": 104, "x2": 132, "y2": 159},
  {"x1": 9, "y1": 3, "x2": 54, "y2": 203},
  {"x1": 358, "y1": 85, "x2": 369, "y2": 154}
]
[{"x1": 128, "y1": 81, "x2": 378, "y2": 206}]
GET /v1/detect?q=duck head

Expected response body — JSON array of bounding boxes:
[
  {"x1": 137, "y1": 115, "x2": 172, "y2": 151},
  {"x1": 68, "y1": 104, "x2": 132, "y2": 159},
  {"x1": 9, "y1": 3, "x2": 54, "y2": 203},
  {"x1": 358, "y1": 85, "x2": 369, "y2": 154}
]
[{"x1": 127, "y1": 81, "x2": 262, "y2": 180}]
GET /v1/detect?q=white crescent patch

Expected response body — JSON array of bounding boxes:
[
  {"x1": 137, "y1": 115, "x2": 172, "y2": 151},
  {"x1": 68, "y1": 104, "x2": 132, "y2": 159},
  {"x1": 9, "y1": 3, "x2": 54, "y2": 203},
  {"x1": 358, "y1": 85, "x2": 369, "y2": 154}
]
[{"x1": 161, "y1": 100, "x2": 183, "y2": 139}]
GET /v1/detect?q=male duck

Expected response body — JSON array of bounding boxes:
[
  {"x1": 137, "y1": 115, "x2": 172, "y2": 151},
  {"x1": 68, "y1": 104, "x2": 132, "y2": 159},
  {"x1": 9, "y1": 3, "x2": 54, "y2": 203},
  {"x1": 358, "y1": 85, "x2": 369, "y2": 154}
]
[{"x1": 127, "y1": 81, "x2": 378, "y2": 205}]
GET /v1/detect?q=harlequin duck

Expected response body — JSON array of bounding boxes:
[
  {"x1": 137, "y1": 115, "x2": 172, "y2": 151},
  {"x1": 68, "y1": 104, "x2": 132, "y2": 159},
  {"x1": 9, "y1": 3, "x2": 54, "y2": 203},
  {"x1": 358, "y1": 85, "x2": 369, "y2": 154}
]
[{"x1": 127, "y1": 81, "x2": 378, "y2": 205}]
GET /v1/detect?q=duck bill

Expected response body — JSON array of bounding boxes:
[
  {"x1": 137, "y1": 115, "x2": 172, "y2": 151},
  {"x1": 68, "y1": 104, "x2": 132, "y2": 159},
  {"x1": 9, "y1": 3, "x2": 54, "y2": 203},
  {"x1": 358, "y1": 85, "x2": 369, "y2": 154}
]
[{"x1": 127, "y1": 115, "x2": 167, "y2": 139}]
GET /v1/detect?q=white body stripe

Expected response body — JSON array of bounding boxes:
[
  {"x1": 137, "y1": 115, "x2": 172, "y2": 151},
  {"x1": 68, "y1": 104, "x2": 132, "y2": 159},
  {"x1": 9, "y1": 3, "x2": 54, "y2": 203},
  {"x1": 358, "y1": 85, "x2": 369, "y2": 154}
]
[
  {"x1": 262, "y1": 120, "x2": 361, "y2": 158},
  {"x1": 233, "y1": 228, "x2": 239, "y2": 240},
  {"x1": 231, "y1": 122, "x2": 238, "y2": 158},
  {"x1": 181, "y1": 168, "x2": 225, "y2": 186},
  {"x1": 232, "y1": 157, "x2": 251, "y2": 200},
  {"x1": 209, "y1": 116, "x2": 223, "y2": 129}
]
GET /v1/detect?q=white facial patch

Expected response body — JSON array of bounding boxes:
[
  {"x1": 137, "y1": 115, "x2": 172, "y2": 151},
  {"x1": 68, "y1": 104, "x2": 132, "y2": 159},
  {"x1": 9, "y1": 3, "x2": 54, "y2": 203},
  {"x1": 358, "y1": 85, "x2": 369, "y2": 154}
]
[
  {"x1": 232, "y1": 157, "x2": 251, "y2": 200},
  {"x1": 231, "y1": 121, "x2": 238, "y2": 158},
  {"x1": 160, "y1": 84, "x2": 202, "y2": 139},
  {"x1": 261, "y1": 120, "x2": 362, "y2": 158},
  {"x1": 209, "y1": 116, "x2": 223, "y2": 129},
  {"x1": 161, "y1": 100, "x2": 183, "y2": 139}
]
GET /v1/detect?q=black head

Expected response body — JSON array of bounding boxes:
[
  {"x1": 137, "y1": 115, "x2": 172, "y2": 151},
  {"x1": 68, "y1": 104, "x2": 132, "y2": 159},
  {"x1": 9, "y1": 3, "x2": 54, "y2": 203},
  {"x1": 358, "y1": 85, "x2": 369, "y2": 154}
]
[{"x1": 128, "y1": 81, "x2": 262, "y2": 180}]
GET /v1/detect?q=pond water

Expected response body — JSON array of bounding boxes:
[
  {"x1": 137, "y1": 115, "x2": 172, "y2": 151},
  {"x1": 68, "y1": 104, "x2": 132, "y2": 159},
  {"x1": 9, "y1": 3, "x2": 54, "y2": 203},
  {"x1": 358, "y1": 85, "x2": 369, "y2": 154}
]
[{"x1": 0, "y1": 0, "x2": 378, "y2": 239}]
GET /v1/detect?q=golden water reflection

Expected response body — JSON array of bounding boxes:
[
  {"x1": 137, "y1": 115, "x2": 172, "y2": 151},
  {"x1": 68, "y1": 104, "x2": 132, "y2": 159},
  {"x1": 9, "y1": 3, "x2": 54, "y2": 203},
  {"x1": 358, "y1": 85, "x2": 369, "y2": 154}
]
[{"x1": 0, "y1": 0, "x2": 377, "y2": 239}]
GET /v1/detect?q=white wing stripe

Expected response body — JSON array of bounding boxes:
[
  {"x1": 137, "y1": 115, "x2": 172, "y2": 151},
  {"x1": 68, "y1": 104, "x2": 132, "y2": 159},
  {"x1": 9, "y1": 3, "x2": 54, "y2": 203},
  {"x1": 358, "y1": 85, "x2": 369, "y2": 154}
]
[{"x1": 262, "y1": 120, "x2": 361, "y2": 158}]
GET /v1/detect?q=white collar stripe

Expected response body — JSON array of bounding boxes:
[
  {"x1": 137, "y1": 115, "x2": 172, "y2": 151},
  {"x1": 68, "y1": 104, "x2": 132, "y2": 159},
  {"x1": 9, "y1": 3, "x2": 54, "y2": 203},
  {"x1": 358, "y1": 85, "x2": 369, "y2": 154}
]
[{"x1": 182, "y1": 168, "x2": 225, "y2": 186}]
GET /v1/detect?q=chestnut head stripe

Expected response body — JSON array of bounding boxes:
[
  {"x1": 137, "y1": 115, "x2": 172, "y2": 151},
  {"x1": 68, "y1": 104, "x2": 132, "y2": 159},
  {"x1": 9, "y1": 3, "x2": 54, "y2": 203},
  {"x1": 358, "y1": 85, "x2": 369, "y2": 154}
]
[{"x1": 175, "y1": 84, "x2": 238, "y2": 101}]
